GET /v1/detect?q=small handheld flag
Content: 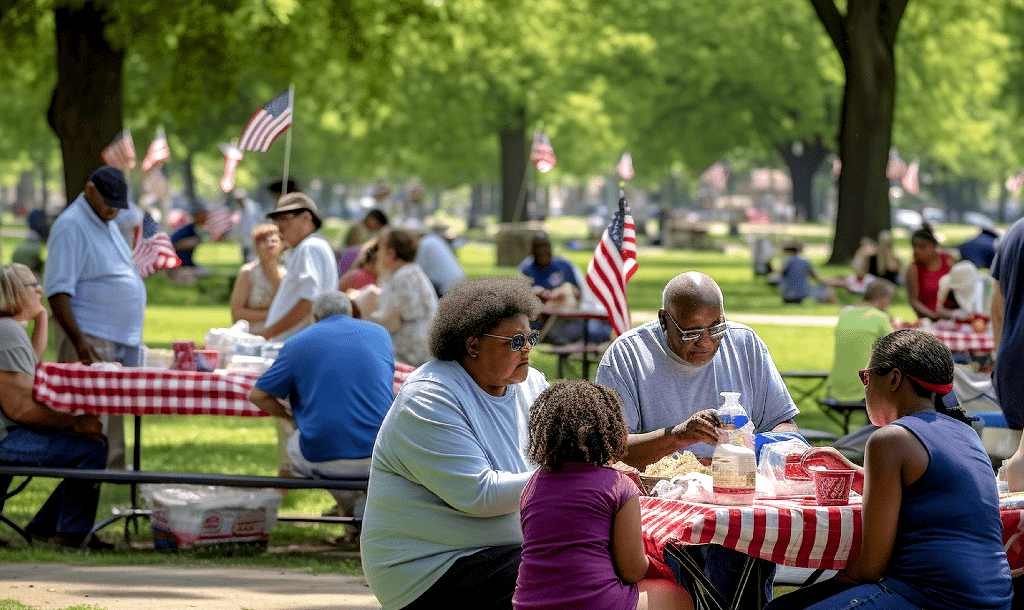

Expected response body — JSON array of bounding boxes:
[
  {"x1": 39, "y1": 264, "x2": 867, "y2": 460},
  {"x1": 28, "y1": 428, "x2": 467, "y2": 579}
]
[
  {"x1": 101, "y1": 129, "x2": 136, "y2": 172},
  {"x1": 700, "y1": 160, "x2": 729, "y2": 192},
  {"x1": 586, "y1": 195, "x2": 638, "y2": 337},
  {"x1": 132, "y1": 213, "x2": 181, "y2": 278},
  {"x1": 219, "y1": 143, "x2": 244, "y2": 193},
  {"x1": 238, "y1": 91, "x2": 293, "y2": 152},
  {"x1": 902, "y1": 159, "x2": 920, "y2": 195},
  {"x1": 529, "y1": 129, "x2": 557, "y2": 173},
  {"x1": 205, "y1": 207, "x2": 241, "y2": 242},
  {"x1": 141, "y1": 129, "x2": 171, "y2": 171}
]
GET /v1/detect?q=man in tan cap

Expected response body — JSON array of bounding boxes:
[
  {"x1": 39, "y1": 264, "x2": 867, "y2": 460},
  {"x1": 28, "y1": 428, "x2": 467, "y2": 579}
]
[{"x1": 261, "y1": 192, "x2": 339, "y2": 341}]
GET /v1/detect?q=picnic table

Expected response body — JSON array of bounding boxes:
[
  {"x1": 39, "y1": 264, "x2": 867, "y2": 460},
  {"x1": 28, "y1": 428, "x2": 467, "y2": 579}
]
[
  {"x1": 892, "y1": 318, "x2": 994, "y2": 354},
  {"x1": 641, "y1": 494, "x2": 1024, "y2": 610}
]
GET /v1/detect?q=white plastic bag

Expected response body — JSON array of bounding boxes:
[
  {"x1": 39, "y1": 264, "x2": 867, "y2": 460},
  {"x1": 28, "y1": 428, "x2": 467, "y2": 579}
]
[{"x1": 757, "y1": 439, "x2": 815, "y2": 497}]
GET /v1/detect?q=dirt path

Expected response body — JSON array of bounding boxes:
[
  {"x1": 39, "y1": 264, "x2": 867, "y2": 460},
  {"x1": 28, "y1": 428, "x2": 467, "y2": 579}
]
[{"x1": 0, "y1": 562, "x2": 381, "y2": 610}]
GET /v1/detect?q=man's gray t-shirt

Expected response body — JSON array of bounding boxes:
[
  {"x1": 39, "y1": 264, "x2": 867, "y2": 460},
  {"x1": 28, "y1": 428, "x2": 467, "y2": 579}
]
[
  {"x1": 596, "y1": 320, "x2": 799, "y2": 458},
  {"x1": 0, "y1": 318, "x2": 38, "y2": 439}
]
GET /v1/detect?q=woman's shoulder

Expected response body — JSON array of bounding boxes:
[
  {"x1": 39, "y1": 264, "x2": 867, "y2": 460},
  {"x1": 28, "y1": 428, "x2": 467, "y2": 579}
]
[{"x1": 240, "y1": 260, "x2": 258, "y2": 273}]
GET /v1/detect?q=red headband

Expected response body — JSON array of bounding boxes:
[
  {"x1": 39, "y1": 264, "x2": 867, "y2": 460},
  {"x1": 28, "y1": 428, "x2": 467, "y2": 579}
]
[{"x1": 906, "y1": 373, "x2": 953, "y2": 395}]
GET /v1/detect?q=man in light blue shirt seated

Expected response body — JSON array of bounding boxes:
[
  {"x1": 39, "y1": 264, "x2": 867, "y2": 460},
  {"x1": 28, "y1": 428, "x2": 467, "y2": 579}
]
[
  {"x1": 596, "y1": 271, "x2": 800, "y2": 605},
  {"x1": 44, "y1": 165, "x2": 146, "y2": 470}
]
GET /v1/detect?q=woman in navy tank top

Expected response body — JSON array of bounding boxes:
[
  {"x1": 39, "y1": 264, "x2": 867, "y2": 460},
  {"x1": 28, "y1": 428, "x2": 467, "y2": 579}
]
[{"x1": 768, "y1": 329, "x2": 1012, "y2": 610}]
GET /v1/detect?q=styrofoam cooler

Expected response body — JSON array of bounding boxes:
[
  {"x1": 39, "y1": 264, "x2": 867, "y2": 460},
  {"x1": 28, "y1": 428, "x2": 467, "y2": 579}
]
[{"x1": 140, "y1": 485, "x2": 282, "y2": 551}]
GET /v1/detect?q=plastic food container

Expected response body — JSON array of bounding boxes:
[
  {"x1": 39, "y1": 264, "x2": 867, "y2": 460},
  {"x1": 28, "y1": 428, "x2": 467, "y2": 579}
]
[{"x1": 141, "y1": 485, "x2": 282, "y2": 552}]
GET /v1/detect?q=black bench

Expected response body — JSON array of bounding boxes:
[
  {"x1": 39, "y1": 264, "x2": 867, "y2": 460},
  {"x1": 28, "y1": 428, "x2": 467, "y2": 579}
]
[
  {"x1": 538, "y1": 341, "x2": 608, "y2": 379},
  {"x1": 0, "y1": 466, "x2": 367, "y2": 549},
  {"x1": 817, "y1": 398, "x2": 866, "y2": 436}
]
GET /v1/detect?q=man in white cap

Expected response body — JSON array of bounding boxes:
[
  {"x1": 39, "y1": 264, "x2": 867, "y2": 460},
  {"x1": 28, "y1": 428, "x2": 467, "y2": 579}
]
[
  {"x1": 44, "y1": 165, "x2": 146, "y2": 470},
  {"x1": 261, "y1": 192, "x2": 338, "y2": 342}
]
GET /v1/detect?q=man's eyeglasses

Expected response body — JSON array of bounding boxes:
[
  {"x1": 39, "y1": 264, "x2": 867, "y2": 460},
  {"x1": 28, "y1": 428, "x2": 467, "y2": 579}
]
[
  {"x1": 482, "y1": 330, "x2": 540, "y2": 352},
  {"x1": 664, "y1": 312, "x2": 728, "y2": 343},
  {"x1": 858, "y1": 368, "x2": 874, "y2": 386}
]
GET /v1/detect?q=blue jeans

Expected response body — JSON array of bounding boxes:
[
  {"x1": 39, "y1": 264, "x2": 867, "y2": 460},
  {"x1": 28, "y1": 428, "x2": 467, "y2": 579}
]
[
  {"x1": 0, "y1": 428, "x2": 108, "y2": 535},
  {"x1": 765, "y1": 577, "x2": 922, "y2": 610}
]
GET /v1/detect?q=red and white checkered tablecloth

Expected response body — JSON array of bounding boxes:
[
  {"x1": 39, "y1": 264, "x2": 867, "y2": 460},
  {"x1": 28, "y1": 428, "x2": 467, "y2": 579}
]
[
  {"x1": 33, "y1": 361, "x2": 417, "y2": 418},
  {"x1": 643, "y1": 495, "x2": 1024, "y2": 572},
  {"x1": 642, "y1": 495, "x2": 862, "y2": 570},
  {"x1": 892, "y1": 320, "x2": 994, "y2": 353}
]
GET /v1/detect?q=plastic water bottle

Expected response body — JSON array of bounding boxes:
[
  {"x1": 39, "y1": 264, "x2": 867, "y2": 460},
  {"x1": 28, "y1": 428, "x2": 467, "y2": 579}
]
[{"x1": 712, "y1": 392, "x2": 756, "y2": 505}]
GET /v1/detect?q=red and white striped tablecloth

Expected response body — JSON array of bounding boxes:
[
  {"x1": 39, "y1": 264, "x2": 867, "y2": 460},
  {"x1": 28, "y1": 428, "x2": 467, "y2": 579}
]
[
  {"x1": 892, "y1": 320, "x2": 994, "y2": 353},
  {"x1": 33, "y1": 361, "x2": 416, "y2": 417},
  {"x1": 643, "y1": 495, "x2": 1024, "y2": 571},
  {"x1": 641, "y1": 495, "x2": 862, "y2": 570}
]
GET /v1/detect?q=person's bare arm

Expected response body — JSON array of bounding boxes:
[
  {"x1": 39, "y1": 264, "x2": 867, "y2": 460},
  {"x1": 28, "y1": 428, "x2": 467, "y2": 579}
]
[
  {"x1": 610, "y1": 495, "x2": 649, "y2": 584},
  {"x1": 260, "y1": 299, "x2": 312, "y2": 340},
  {"x1": 991, "y1": 279, "x2": 1004, "y2": 353},
  {"x1": 48, "y1": 293, "x2": 102, "y2": 363},
  {"x1": 368, "y1": 301, "x2": 403, "y2": 333},
  {"x1": 28, "y1": 306, "x2": 48, "y2": 360},
  {"x1": 247, "y1": 386, "x2": 292, "y2": 419},
  {"x1": 837, "y1": 427, "x2": 910, "y2": 584},
  {"x1": 0, "y1": 369, "x2": 103, "y2": 438},
  {"x1": 229, "y1": 270, "x2": 269, "y2": 325},
  {"x1": 622, "y1": 409, "x2": 720, "y2": 470},
  {"x1": 904, "y1": 264, "x2": 940, "y2": 320},
  {"x1": 770, "y1": 419, "x2": 799, "y2": 433}
]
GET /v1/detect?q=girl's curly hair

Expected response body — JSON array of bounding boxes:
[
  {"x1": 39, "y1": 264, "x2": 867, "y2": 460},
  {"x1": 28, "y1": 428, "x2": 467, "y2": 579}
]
[
  {"x1": 428, "y1": 276, "x2": 542, "y2": 361},
  {"x1": 527, "y1": 380, "x2": 628, "y2": 472}
]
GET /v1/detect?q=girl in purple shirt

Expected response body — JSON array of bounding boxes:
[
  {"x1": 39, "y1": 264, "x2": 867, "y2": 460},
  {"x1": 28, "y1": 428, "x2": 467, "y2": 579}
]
[{"x1": 513, "y1": 380, "x2": 692, "y2": 610}]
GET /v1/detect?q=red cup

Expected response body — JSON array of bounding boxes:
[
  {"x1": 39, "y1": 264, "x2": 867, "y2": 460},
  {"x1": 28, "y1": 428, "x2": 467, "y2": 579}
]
[
  {"x1": 172, "y1": 340, "x2": 198, "y2": 371},
  {"x1": 813, "y1": 469, "x2": 855, "y2": 506},
  {"x1": 196, "y1": 349, "x2": 219, "y2": 372}
]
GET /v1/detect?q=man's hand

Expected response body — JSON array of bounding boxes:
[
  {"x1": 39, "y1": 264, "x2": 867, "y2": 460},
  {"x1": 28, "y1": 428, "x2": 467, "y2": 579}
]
[
  {"x1": 670, "y1": 409, "x2": 721, "y2": 446},
  {"x1": 73, "y1": 339, "x2": 104, "y2": 365},
  {"x1": 72, "y1": 414, "x2": 104, "y2": 439}
]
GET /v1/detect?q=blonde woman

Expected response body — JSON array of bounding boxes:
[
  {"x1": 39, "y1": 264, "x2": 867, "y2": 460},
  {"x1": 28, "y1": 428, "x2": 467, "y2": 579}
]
[{"x1": 230, "y1": 224, "x2": 285, "y2": 335}]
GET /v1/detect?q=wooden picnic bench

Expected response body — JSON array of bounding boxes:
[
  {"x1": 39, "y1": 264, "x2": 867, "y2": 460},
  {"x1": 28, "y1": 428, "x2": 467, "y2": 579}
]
[{"x1": 0, "y1": 465, "x2": 368, "y2": 549}]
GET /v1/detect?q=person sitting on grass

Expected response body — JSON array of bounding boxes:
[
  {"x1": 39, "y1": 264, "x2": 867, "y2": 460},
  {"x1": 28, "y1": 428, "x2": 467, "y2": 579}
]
[
  {"x1": 778, "y1": 240, "x2": 838, "y2": 304},
  {"x1": 514, "y1": 379, "x2": 692, "y2": 610},
  {"x1": 773, "y1": 329, "x2": 1012, "y2": 610},
  {"x1": 0, "y1": 264, "x2": 112, "y2": 550}
]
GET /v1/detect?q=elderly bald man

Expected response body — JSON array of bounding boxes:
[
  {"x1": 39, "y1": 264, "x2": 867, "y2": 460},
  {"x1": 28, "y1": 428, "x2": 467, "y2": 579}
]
[{"x1": 596, "y1": 271, "x2": 799, "y2": 603}]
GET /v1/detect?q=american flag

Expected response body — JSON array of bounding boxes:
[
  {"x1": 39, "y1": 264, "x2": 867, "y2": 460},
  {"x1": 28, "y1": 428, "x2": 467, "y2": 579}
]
[
  {"x1": 529, "y1": 129, "x2": 557, "y2": 173},
  {"x1": 902, "y1": 158, "x2": 920, "y2": 195},
  {"x1": 219, "y1": 143, "x2": 244, "y2": 193},
  {"x1": 616, "y1": 152, "x2": 634, "y2": 181},
  {"x1": 700, "y1": 160, "x2": 730, "y2": 192},
  {"x1": 205, "y1": 206, "x2": 241, "y2": 242},
  {"x1": 141, "y1": 128, "x2": 171, "y2": 171},
  {"x1": 101, "y1": 129, "x2": 136, "y2": 171},
  {"x1": 886, "y1": 147, "x2": 907, "y2": 181},
  {"x1": 237, "y1": 91, "x2": 293, "y2": 152},
  {"x1": 1007, "y1": 170, "x2": 1024, "y2": 196},
  {"x1": 132, "y1": 213, "x2": 181, "y2": 278},
  {"x1": 586, "y1": 195, "x2": 638, "y2": 337}
]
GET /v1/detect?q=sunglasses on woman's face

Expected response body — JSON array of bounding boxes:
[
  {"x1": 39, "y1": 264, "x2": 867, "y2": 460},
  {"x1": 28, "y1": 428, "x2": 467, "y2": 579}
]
[
  {"x1": 858, "y1": 368, "x2": 874, "y2": 386},
  {"x1": 481, "y1": 330, "x2": 540, "y2": 352}
]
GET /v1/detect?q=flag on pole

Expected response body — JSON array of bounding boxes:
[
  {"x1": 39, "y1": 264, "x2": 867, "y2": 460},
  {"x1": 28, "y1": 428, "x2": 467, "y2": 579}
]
[
  {"x1": 1006, "y1": 170, "x2": 1024, "y2": 196},
  {"x1": 132, "y1": 213, "x2": 181, "y2": 278},
  {"x1": 700, "y1": 160, "x2": 730, "y2": 192},
  {"x1": 141, "y1": 129, "x2": 171, "y2": 171},
  {"x1": 237, "y1": 91, "x2": 293, "y2": 152},
  {"x1": 205, "y1": 206, "x2": 241, "y2": 242},
  {"x1": 219, "y1": 143, "x2": 244, "y2": 193},
  {"x1": 886, "y1": 147, "x2": 907, "y2": 181},
  {"x1": 586, "y1": 195, "x2": 638, "y2": 337},
  {"x1": 101, "y1": 129, "x2": 136, "y2": 171},
  {"x1": 616, "y1": 152, "x2": 634, "y2": 181},
  {"x1": 902, "y1": 158, "x2": 920, "y2": 195},
  {"x1": 529, "y1": 129, "x2": 557, "y2": 173}
]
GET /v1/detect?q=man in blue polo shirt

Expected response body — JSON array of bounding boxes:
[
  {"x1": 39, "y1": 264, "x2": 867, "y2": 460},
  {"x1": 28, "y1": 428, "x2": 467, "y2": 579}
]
[
  {"x1": 44, "y1": 166, "x2": 146, "y2": 470},
  {"x1": 248, "y1": 291, "x2": 395, "y2": 521}
]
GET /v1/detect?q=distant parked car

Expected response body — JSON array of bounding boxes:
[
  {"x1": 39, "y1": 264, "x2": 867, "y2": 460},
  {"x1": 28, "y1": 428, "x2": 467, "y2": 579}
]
[
  {"x1": 963, "y1": 211, "x2": 996, "y2": 230},
  {"x1": 893, "y1": 208, "x2": 923, "y2": 229},
  {"x1": 922, "y1": 207, "x2": 946, "y2": 225}
]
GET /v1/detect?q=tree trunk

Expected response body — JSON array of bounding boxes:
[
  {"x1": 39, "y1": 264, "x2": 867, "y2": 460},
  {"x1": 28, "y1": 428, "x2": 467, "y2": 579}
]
[
  {"x1": 468, "y1": 183, "x2": 485, "y2": 229},
  {"x1": 47, "y1": 3, "x2": 124, "y2": 207},
  {"x1": 810, "y1": 0, "x2": 908, "y2": 265},
  {"x1": 778, "y1": 138, "x2": 829, "y2": 223},
  {"x1": 499, "y1": 106, "x2": 527, "y2": 224},
  {"x1": 182, "y1": 152, "x2": 198, "y2": 208}
]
